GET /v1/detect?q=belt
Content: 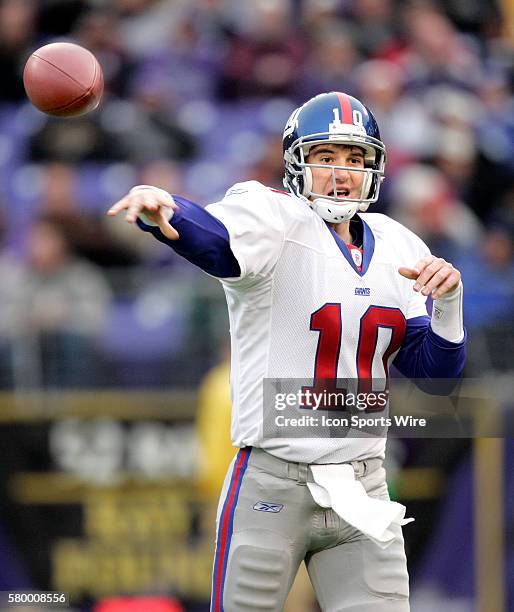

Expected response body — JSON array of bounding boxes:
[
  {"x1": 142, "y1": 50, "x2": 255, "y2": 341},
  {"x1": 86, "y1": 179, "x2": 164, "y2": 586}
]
[{"x1": 249, "y1": 447, "x2": 383, "y2": 484}]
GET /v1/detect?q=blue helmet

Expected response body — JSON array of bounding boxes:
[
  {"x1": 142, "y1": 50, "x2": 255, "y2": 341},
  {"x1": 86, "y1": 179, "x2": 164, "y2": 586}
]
[{"x1": 283, "y1": 92, "x2": 386, "y2": 222}]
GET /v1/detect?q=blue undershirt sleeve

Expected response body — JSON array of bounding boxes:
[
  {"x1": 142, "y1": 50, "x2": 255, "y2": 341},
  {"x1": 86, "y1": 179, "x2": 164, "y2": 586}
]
[
  {"x1": 393, "y1": 315, "x2": 466, "y2": 390},
  {"x1": 136, "y1": 195, "x2": 241, "y2": 278}
]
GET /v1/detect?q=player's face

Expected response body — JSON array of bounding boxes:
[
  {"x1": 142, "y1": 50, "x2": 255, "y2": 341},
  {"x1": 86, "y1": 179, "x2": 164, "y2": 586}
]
[{"x1": 307, "y1": 144, "x2": 365, "y2": 200}]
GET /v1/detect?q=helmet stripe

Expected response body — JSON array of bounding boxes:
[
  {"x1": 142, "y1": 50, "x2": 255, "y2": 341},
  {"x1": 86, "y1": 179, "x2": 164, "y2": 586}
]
[{"x1": 336, "y1": 92, "x2": 353, "y2": 124}]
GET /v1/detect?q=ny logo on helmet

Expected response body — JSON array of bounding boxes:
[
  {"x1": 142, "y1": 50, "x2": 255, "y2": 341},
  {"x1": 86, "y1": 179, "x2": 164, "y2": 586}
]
[{"x1": 283, "y1": 106, "x2": 301, "y2": 138}]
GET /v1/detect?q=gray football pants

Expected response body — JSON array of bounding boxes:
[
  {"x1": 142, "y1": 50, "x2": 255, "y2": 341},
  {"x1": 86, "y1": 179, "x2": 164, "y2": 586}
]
[{"x1": 210, "y1": 447, "x2": 409, "y2": 612}]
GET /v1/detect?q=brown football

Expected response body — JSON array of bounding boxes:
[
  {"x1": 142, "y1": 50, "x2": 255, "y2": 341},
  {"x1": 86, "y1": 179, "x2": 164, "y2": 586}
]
[{"x1": 23, "y1": 42, "x2": 104, "y2": 117}]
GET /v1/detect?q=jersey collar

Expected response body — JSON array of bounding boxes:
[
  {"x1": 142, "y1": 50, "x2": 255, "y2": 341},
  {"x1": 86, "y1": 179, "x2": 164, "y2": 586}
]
[{"x1": 326, "y1": 215, "x2": 375, "y2": 276}]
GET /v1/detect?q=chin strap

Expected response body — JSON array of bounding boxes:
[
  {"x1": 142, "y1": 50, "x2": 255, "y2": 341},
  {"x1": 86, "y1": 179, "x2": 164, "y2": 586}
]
[
  {"x1": 310, "y1": 198, "x2": 359, "y2": 223},
  {"x1": 430, "y1": 281, "x2": 464, "y2": 343}
]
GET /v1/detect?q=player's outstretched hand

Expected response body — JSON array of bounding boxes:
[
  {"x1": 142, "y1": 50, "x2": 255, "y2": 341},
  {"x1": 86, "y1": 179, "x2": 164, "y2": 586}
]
[
  {"x1": 107, "y1": 186, "x2": 179, "y2": 240},
  {"x1": 398, "y1": 255, "x2": 461, "y2": 299}
]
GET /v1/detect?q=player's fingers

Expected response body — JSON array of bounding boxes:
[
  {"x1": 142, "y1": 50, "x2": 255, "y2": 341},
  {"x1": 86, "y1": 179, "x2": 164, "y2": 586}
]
[
  {"x1": 107, "y1": 197, "x2": 130, "y2": 216},
  {"x1": 130, "y1": 187, "x2": 178, "y2": 211},
  {"x1": 432, "y1": 270, "x2": 461, "y2": 299},
  {"x1": 400, "y1": 256, "x2": 435, "y2": 288},
  {"x1": 398, "y1": 267, "x2": 420, "y2": 280},
  {"x1": 412, "y1": 256, "x2": 435, "y2": 276},
  {"x1": 109, "y1": 190, "x2": 178, "y2": 224},
  {"x1": 162, "y1": 198, "x2": 178, "y2": 212},
  {"x1": 414, "y1": 258, "x2": 446, "y2": 291},
  {"x1": 125, "y1": 200, "x2": 144, "y2": 223},
  {"x1": 140, "y1": 193, "x2": 163, "y2": 215},
  {"x1": 155, "y1": 206, "x2": 179, "y2": 239},
  {"x1": 125, "y1": 193, "x2": 158, "y2": 223},
  {"x1": 421, "y1": 267, "x2": 451, "y2": 296},
  {"x1": 159, "y1": 221, "x2": 180, "y2": 241}
]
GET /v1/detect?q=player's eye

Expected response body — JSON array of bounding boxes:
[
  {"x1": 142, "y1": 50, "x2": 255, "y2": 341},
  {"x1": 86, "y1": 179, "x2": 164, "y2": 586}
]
[{"x1": 319, "y1": 156, "x2": 334, "y2": 164}]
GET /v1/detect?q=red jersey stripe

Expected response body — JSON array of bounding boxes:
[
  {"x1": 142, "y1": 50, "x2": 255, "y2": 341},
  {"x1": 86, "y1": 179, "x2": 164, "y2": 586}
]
[
  {"x1": 270, "y1": 188, "x2": 291, "y2": 196},
  {"x1": 212, "y1": 447, "x2": 251, "y2": 611}
]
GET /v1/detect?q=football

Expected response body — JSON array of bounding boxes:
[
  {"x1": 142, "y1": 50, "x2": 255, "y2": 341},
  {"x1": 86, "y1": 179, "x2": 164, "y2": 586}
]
[{"x1": 23, "y1": 42, "x2": 104, "y2": 117}]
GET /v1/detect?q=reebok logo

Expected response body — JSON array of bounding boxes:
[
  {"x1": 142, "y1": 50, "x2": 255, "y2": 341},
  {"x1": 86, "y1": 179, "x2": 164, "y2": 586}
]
[
  {"x1": 253, "y1": 501, "x2": 284, "y2": 513},
  {"x1": 433, "y1": 306, "x2": 443, "y2": 320}
]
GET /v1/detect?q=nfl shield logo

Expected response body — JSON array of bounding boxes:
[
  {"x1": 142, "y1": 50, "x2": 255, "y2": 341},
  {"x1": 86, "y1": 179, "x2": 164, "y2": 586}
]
[{"x1": 351, "y1": 248, "x2": 362, "y2": 268}]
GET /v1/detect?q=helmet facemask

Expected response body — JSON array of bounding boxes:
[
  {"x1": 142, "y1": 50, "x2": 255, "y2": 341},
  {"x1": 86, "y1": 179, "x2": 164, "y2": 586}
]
[{"x1": 284, "y1": 130, "x2": 386, "y2": 223}]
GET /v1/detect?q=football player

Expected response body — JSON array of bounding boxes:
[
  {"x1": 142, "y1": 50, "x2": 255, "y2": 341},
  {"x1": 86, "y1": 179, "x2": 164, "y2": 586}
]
[{"x1": 108, "y1": 92, "x2": 465, "y2": 611}]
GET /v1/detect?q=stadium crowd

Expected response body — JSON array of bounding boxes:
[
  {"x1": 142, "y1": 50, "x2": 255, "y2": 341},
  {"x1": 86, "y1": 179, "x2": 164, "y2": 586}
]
[{"x1": 0, "y1": 0, "x2": 512, "y2": 387}]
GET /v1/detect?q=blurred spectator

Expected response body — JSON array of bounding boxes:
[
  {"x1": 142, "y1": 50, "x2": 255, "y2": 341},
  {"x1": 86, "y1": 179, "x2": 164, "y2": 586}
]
[
  {"x1": 35, "y1": 0, "x2": 88, "y2": 38},
  {"x1": 0, "y1": 0, "x2": 37, "y2": 103},
  {"x1": 217, "y1": 0, "x2": 305, "y2": 99},
  {"x1": 348, "y1": 0, "x2": 398, "y2": 57},
  {"x1": 246, "y1": 133, "x2": 284, "y2": 188},
  {"x1": 137, "y1": 158, "x2": 187, "y2": 193},
  {"x1": 297, "y1": 23, "x2": 361, "y2": 100},
  {"x1": 469, "y1": 75, "x2": 514, "y2": 222},
  {"x1": 39, "y1": 162, "x2": 141, "y2": 269},
  {"x1": 433, "y1": 126, "x2": 477, "y2": 198},
  {"x1": 439, "y1": 0, "x2": 503, "y2": 37},
  {"x1": 28, "y1": 90, "x2": 197, "y2": 165},
  {"x1": 100, "y1": 78, "x2": 198, "y2": 163},
  {"x1": 115, "y1": 0, "x2": 190, "y2": 59},
  {"x1": 417, "y1": 86, "x2": 481, "y2": 209},
  {"x1": 301, "y1": 0, "x2": 343, "y2": 31},
  {"x1": 71, "y1": 7, "x2": 136, "y2": 98},
  {"x1": 0, "y1": 210, "x2": 26, "y2": 388},
  {"x1": 129, "y1": 6, "x2": 224, "y2": 108},
  {"x1": 452, "y1": 225, "x2": 514, "y2": 331},
  {"x1": 382, "y1": 3, "x2": 484, "y2": 90},
  {"x1": 356, "y1": 59, "x2": 435, "y2": 167},
  {"x1": 195, "y1": 352, "x2": 233, "y2": 498},
  {"x1": 389, "y1": 164, "x2": 482, "y2": 258},
  {"x1": 28, "y1": 113, "x2": 124, "y2": 163},
  {"x1": 12, "y1": 218, "x2": 111, "y2": 387}
]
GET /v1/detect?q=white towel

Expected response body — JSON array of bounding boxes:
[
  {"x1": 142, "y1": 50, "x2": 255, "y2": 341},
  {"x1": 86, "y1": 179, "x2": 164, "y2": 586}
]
[{"x1": 307, "y1": 464, "x2": 414, "y2": 549}]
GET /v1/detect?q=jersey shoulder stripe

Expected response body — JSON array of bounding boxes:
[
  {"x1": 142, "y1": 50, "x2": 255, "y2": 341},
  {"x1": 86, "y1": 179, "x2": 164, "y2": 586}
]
[{"x1": 270, "y1": 188, "x2": 291, "y2": 196}]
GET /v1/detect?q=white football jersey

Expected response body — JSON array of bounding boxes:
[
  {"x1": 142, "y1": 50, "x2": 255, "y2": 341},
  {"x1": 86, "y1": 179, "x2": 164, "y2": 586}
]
[{"x1": 206, "y1": 181, "x2": 429, "y2": 464}]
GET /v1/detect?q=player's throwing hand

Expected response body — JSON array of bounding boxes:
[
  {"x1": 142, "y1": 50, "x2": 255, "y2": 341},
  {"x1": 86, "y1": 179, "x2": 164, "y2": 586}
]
[
  {"x1": 107, "y1": 186, "x2": 180, "y2": 240},
  {"x1": 399, "y1": 255, "x2": 461, "y2": 299}
]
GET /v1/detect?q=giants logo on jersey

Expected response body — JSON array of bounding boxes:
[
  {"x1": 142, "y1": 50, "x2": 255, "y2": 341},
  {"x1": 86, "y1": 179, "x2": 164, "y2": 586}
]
[{"x1": 355, "y1": 287, "x2": 371, "y2": 296}]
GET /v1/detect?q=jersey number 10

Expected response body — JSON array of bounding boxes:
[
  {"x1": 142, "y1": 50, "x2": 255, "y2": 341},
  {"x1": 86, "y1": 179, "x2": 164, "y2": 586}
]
[{"x1": 306, "y1": 303, "x2": 406, "y2": 411}]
